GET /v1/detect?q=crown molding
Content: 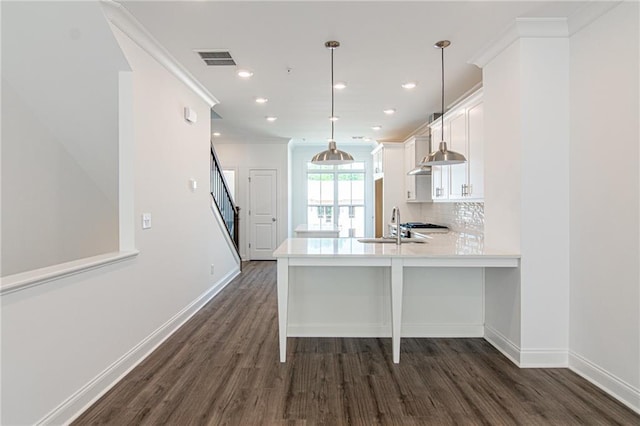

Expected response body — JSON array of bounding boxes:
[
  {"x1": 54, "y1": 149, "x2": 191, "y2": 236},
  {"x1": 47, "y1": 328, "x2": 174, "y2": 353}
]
[
  {"x1": 100, "y1": 0, "x2": 219, "y2": 107},
  {"x1": 469, "y1": 18, "x2": 569, "y2": 68},
  {"x1": 470, "y1": 1, "x2": 623, "y2": 69}
]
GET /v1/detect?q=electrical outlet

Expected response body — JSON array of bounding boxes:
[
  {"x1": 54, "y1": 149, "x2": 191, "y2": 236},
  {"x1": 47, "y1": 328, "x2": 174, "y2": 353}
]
[{"x1": 210, "y1": 264, "x2": 215, "y2": 275}]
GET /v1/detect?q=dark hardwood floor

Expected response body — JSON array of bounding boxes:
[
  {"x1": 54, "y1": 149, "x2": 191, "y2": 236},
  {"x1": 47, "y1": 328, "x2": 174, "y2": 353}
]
[{"x1": 74, "y1": 261, "x2": 639, "y2": 425}]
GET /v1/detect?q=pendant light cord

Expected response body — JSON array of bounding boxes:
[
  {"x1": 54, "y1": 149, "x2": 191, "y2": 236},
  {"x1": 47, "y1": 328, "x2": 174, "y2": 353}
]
[
  {"x1": 331, "y1": 46, "x2": 335, "y2": 141},
  {"x1": 440, "y1": 45, "x2": 445, "y2": 144}
]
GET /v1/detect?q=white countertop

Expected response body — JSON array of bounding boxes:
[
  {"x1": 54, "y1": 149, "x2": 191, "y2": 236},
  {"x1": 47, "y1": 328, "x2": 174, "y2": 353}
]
[{"x1": 273, "y1": 232, "x2": 519, "y2": 260}]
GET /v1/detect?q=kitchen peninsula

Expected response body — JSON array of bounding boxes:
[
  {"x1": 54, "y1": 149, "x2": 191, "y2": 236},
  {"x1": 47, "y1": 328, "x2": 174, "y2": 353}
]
[{"x1": 273, "y1": 234, "x2": 520, "y2": 363}]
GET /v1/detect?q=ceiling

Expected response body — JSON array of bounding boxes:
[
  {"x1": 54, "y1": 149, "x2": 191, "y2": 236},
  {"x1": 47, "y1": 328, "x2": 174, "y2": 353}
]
[{"x1": 121, "y1": 1, "x2": 587, "y2": 146}]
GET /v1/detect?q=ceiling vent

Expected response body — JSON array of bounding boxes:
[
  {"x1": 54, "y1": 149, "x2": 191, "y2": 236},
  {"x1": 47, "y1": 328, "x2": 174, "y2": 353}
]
[{"x1": 196, "y1": 50, "x2": 236, "y2": 66}]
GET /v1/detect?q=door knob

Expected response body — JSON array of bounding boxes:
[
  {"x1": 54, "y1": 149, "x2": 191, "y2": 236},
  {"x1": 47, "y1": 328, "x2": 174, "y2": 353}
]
[{"x1": 272, "y1": 218, "x2": 277, "y2": 222}]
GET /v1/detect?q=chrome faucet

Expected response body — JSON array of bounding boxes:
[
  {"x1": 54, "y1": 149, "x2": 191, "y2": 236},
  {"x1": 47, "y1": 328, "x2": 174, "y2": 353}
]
[{"x1": 391, "y1": 206, "x2": 401, "y2": 245}]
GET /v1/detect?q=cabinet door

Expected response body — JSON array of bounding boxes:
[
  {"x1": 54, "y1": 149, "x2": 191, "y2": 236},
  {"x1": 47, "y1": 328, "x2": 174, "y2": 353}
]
[
  {"x1": 430, "y1": 122, "x2": 449, "y2": 200},
  {"x1": 467, "y1": 102, "x2": 484, "y2": 199},
  {"x1": 404, "y1": 139, "x2": 416, "y2": 200},
  {"x1": 373, "y1": 149, "x2": 383, "y2": 179},
  {"x1": 448, "y1": 113, "x2": 467, "y2": 199}
]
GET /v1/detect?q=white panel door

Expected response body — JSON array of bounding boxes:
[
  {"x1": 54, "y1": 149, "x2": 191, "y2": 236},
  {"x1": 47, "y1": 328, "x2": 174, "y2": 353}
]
[{"x1": 249, "y1": 169, "x2": 277, "y2": 260}]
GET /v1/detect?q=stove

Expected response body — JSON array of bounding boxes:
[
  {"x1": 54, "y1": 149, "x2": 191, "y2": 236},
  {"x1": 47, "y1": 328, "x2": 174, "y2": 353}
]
[
  {"x1": 400, "y1": 222, "x2": 448, "y2": 229},
  {"x1": 398, "y1": 222, "x2": 448, "y2": 237}
]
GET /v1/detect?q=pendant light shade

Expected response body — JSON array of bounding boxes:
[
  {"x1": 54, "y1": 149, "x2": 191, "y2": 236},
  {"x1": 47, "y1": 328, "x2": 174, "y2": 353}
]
[
  {"x1": 407, "y1": 165, "x2": 432, "y2": 176},
  {"x1": 311, "y1": 41, "x2": 354, "y2": 165},
  {"x1": 420, "y1": 40, "x2": 466, "y2": 166},
  {"x1": 311, "y1": 140, "x2": 354, "y2": 165}
]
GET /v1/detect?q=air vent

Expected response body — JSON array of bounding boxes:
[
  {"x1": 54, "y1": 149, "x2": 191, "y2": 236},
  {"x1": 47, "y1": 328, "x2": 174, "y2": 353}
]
[{"x1": 196, "y1": 50, "x2": 236, "y2": 66}]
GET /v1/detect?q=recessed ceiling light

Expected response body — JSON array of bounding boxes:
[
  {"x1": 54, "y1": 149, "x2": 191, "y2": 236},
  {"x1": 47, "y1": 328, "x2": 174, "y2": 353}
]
[
  {"x1": 255, "y1": 97, "x2": 268, "y2": 104},
  {"x1": 383, "y1": 108, "x2": 396, "y2": 115},
  {"x1": 266, "y1": 116, "x2": 277, "y2": 122},
  {"x1": 371, "y1": 125, "x2": 382, "y2": 131},
  {"x1": 212, "y1": 132, "x2": 221, "y2": 137},
  {"x1": 237, "y1": 69, "x2": 253, "y2": 78},
  {"x1": 334, "y1": 81, "x2": 347, "y2": 90},
  {"x1": 364, "y1": 137, "x2": 372, "y2": 142},
  {"x1": 329, "y1": 116, "x2": 339, "y2": 122},
  {"x1": 401, "y1": 82, "x2": 417, "y2": 89}
]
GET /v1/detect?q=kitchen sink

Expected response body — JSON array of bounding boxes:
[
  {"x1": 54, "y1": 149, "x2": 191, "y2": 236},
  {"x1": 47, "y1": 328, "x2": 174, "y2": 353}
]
[{"x1": 357, "y1": 237, "x2": 426, "y2": 244}]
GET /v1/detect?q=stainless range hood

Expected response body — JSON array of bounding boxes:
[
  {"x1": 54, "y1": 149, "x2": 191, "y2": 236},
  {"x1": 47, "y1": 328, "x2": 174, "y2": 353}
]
[
  {"x1": 407, "y1": 165, "x2": 432, "y2": 175},
  {"x1": 407, "y1": 113, "x2": 441, "y2": 176}
]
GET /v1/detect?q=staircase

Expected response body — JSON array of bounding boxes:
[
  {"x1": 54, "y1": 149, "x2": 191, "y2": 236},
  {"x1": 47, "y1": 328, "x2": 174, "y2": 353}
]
[{"x1": 210, "y1": 142, "x2": 240, "y2": 258}]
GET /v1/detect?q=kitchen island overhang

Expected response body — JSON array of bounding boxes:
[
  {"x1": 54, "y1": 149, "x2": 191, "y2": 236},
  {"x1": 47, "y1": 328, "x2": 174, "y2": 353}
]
[{"x1": 273, "y1": 235, "x2": 520, "y2": 364}]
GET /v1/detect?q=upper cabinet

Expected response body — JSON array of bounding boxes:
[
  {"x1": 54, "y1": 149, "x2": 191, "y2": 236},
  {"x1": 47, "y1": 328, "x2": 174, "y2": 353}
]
[
  {"x1": 404, "y1": 136, "x2": 433, "y2": 202},
  {"x1": 428, "y1": 87, "x2": 484, "y2": 202},
  {"x1": 429, "y1": 121, "x2": 450, "y2": 200},
  {"x1": 372, "y1": 144, "x2": 384, "y2": 180}
]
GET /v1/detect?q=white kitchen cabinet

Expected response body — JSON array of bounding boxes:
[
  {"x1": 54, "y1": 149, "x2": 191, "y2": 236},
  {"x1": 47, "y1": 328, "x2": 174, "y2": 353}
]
[
  {"x1": 403, "y1": 136, "x2": 433, "y2": 202},
  {"x1": 428, "y1": 87, "x2": 484, "y2": 202},
  {"x1": 429, "y1": 121, "x2": 450, "y2": 201},
  {"x1": 448, "y1": 113, "x2": 467, "y2": 199},
  {"x1": 372, "y1": 145, "x2": 384, "y2": 179},
  {"x1": 467, "y1": 100, "x2": 484, "y2": 199}
]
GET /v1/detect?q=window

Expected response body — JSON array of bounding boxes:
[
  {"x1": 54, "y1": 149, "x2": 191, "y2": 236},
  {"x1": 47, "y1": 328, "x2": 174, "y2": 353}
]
[{"x1": 306, "y1": 162, "x2": 366, "y2": 237}]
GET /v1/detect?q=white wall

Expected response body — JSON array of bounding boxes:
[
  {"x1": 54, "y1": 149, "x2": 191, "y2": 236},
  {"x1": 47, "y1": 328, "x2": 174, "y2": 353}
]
[
  {"x1": 214, "y1": 141, "x2": 289, "y2": 259},
  {"x1": 1, "y1": 1, "x2": 129, "y2": 275},
  {"x1": 569, "y1": 2, "x2": 639, "y2": 410},
  {"x1": 482, "y1": 42, "x2": 524, "y2": 350},
  {"x1": 480, "y1": 24, "x2": 571, "y2": 366},
  {"x1": 290, "y1": 144, "x2": 376, "y2": 237},
  {"x1": 0, "y1": 6, "x2": 239, "y2": 424},
  {"x1": 483, "y1": 42, "x2": 522, "y2": 253},
  {"x1": 480, "y1": 5, "x2": 639, "y2": 409},
  {"x1": 519, "y1": 36, "x2": 570, "y2": 362}
]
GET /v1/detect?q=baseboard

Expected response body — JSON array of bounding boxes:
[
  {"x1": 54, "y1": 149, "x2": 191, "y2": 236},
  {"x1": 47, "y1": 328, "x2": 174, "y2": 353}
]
[
  {"x1": 520, "y1": 348, "x2": 568, "y2": 368},
  {"x1": 37, "y1": 266, "x2": 241, "y2": 426},
  {"x1": 288, "y1": 323, "x2": 483, "y2": 338},
  {"x1": 484, "y1": 326, "x2": 522, "y2": 366},
  {"x1": 484, "y1": 326, "x2": 569, "y2": 368},
  {"x1": 402, "y1": 324, "x2": 484, "y2": 337},
  {"x1": 569, "y1": 351, "x2": 640, "y2": 414},
  {"x1": 288, "y1": 324, "x2": 390, "y2": 337}
]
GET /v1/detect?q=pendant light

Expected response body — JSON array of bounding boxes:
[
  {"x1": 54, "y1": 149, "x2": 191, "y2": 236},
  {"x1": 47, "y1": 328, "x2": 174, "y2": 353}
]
[
  {"x1": 311, "y1": 41, "x2": 354, "y2": 165},
  {"x1": 420, "y1": 40, "x2": 466, "y2": 166},
  {"x1": 407, "y1": 165, "x2": 432, "y2": 176}
]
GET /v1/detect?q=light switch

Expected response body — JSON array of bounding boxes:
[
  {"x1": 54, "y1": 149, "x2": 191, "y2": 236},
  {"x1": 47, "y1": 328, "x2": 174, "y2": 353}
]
[
  {"x1": 190, "y1": 179, "x2": 197, "y2": 191},
  {"x1": 184, "y1": 107, "x2": 197, "y2": 123},
  {"x1": 142, "y1": 213, "x2": 152, "y2": 229}
]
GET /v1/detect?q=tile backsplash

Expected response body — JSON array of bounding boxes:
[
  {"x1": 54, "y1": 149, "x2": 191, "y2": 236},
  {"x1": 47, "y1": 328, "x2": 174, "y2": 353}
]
[{"x1": 421, "y1": 202, "x2": 484, "y2": 235}]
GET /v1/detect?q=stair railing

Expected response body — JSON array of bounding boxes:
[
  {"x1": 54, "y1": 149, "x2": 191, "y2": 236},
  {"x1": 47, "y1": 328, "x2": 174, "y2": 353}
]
[{"x1": 210, "y1": 142, "x2": 240, "y2": 254}]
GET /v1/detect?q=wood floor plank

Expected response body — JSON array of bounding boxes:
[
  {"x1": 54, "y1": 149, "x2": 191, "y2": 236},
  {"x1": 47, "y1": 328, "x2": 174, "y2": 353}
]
[{"x1": 73, "y1": 261, "x2": 640, "y2": 426}]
